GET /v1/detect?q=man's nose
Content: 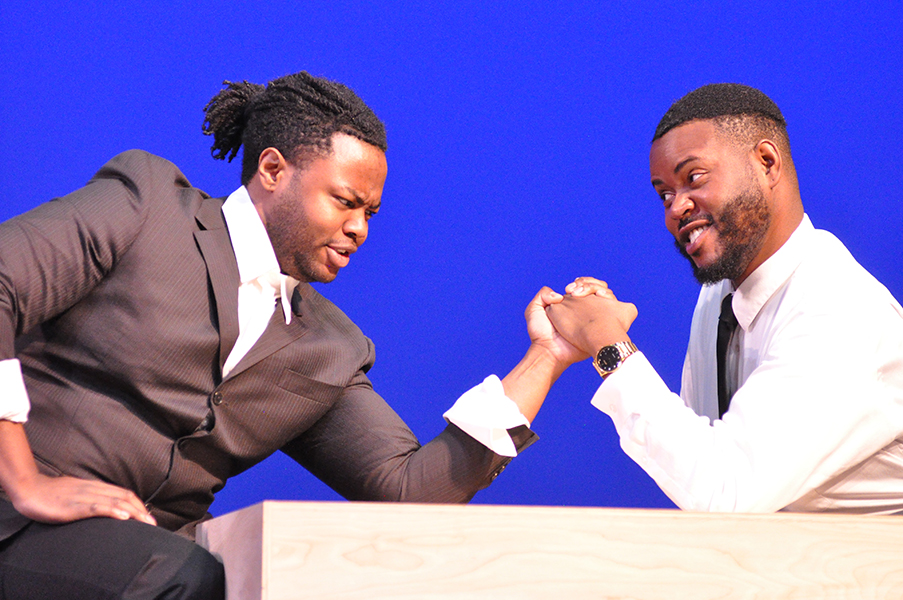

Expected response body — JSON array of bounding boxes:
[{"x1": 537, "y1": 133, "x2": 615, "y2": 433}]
[
  {"x1": 344, "y1": 211, "x2": 368, "y2": 245},
  {"x1": 667, "y1": 192, "x2": 695, "y2": 222}
]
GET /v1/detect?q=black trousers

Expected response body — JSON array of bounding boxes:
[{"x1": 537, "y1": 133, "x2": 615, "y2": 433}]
[{"x1": 0, "y1": 508, "x2": 224, "y2": 600}]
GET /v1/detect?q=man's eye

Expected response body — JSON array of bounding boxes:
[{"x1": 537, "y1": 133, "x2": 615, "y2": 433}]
[
  {"x1": 688, "y1": 172, "x2": 704, "y2": 184},
  {"x1": 660, "y1": 191, "x2": 674, "y2": 205}
]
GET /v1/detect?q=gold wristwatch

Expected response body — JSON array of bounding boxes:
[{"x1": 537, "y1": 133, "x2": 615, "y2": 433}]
[{"x1": 593, "y1": 341, "x2": 638, "y2": 379}]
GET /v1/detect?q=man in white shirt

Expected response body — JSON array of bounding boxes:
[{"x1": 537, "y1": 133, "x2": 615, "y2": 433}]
[
  {"x1": 546, "y1": 83, "x2": 903, "y2": 514},
  {"x1": 0, "y1": 72, "x2": 583, "y2": 599}
]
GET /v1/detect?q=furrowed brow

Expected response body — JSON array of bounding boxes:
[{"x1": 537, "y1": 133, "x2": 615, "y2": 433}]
[
  {"x1": 341, "y1": 186, "x2": 380, "y2": 211},
  {"x1": 339, "y1": 186, "x2": 366, "y2": 205}
]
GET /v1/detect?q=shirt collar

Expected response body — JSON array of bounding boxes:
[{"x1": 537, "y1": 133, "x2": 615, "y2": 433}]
[
  {"x1": 732, "y1": 214, "x2": 813, "y2": 331},
  {"x1": 222, "y1": 186, "x2": 299, "y2": 324}
]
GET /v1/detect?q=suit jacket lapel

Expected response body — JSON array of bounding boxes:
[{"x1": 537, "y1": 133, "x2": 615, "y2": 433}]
[
  {"x1": 193, "y1": 196, "x2": 240, "y2": 371},
  {"x1": 226, "y1": 284, "x2": 311, "y2": 378}
]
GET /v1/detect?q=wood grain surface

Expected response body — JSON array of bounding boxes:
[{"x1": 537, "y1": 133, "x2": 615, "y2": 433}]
[{"x1": 197, "y1": 501, "x2": 903, "y2": 599}]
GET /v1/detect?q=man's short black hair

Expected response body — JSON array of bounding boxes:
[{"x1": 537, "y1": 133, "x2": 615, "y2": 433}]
[
  {"x1": 202, "y1": 72, "x2": 387, "y2": 185},
  {"x1": 653, "y1": 83, "x2": 787, "y2": 142},
  {"x1": 652, "y1": 84, "x2": 795, "y2": 183}
]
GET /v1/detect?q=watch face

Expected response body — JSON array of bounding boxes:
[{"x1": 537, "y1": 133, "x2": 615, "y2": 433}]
[{"x1": 596, "y1": 345, "x2": 622, "y2": 372}]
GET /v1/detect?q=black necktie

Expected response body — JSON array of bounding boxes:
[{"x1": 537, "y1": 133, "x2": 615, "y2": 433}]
[{"x1": 716, "y1": 293, "x2": 739, "y2": 418}]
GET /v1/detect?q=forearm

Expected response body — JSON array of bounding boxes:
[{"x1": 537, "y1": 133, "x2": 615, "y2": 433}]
[
  {"x1": 0, "y1": 361, "x2": 37, "y2": 504},
  {"x1": 0, "y1": 420, "x2": 41, "y2": 506},
  {"x1": 501, "y1": 343, "x2": 567, "y2": 423},
  {"x1": 596, "y1": 349, "x2": 903, "y2": 513},
  {"x1": 0, "y1": 367, "x2": 154, "y2": 524},
  {"x1": 285, "y1": 383, "x2": 536, "y2": 502}
]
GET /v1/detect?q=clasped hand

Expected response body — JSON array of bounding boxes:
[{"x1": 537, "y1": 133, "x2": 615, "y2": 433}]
[{"x1": 525, "y1": 277, "x2": 637, "y2": 365}]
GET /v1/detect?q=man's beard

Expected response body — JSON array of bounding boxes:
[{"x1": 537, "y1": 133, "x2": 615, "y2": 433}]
[
  {"x1": 264, "y1": 196, "x2": 331, "y2": 284},
  {"x1": 675, "y1": 182, "x2": 771, "y2": 286}
]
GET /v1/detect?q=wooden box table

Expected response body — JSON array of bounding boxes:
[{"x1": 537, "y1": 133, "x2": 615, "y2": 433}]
[{"x1": 197, "y1": 500, "x2": 903, "y2": 599}]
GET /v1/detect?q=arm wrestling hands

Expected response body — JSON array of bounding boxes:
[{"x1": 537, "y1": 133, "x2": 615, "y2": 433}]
[
  {"x1": 502, "y1": 278, "x2": 637, "y2": 421},
  {"x1": 0, "y1": 420, "x2": 156, "y2": 526},
  {"x1": 544, "y1": 277, "x2": 638, "y2": 357}
]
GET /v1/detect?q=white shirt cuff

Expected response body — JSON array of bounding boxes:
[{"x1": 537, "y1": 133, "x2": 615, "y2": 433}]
[
  {"x1": 0, "y1": 359, "x2": 30, "y2": 422},
  {"x1": 590, "y1": 352, "x2": 672, "y2": 417},
  {"x1": 443, "y1": 374, "x2": 530, "y2": 457}
]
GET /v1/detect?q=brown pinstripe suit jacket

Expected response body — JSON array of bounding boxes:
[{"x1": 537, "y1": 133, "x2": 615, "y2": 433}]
[{"x1": 0, "y1": 150, "x2": 535, "y2": 539}]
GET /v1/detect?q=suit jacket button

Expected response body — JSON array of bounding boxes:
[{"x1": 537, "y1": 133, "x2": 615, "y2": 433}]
[{"x1": 211, "y1": 392, "x2": 224, "y2": 406}]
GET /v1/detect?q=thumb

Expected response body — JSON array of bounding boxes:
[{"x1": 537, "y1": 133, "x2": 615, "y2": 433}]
[{"x1": 535, "y1": 286, "x2": 563, "y2": 308}]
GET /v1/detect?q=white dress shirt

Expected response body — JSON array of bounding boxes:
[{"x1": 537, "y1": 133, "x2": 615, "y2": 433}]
[
  {"x1": 220, "y1": 186, "x2": 298, "y2": 377},
  {"x1": 592, "y1": 215, "x2": 903, "y2": 513},
  {"x1": 1, "y1": 186, "x2": 530, "y2": 457}
]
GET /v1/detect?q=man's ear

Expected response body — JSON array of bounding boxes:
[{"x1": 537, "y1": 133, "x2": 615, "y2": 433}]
[
  {"x1": 754, "y1": 139, "x2": 783, "y2": 189},
  {"x1": 256, "y1": 147, "x2": 289, "y2": 192}
]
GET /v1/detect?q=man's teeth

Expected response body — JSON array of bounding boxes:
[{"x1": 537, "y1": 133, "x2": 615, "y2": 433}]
[{"x1": 688, "y1": 227, "x2": 706, "y2": 245}]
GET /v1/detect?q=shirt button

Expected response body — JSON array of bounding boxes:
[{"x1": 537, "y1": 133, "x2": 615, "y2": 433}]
[
  {"x1": 211, "y1": 392, "x2": 224, "y2": 406},
  {"x1": 196, "y1": 414, "x2": 212, "y2": 432}
]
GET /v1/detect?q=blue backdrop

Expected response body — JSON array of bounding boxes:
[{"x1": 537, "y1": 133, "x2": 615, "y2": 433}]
[{"x1": 1, "y1": 1, "x2": 900, "y2": 515}]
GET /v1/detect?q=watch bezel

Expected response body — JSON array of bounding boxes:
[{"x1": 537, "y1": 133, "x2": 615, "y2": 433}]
[
  {"x1": 595, "y1": 345, "x2": 623, "y2": 373},
  {"x1": 593, "y1": 341, "x2": 638, "y2": 379}
]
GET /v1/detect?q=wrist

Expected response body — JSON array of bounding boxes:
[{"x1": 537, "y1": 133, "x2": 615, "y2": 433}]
[
  {"x1": 583, "y1": 329, "x2": 631, "y2": 355},
  {"x1": 0, "y1": 420, "x2": 42, "y2": 504},
  {"x1": 501, "y1": 343, "x2": 568, "y2": 423},
  {"x1": 3, "y1": 469, "x2": 41, "y2": 507},
  {"x1": 592, "y1": 340, "x2": 638, "y2": 379},
  {"x1": 524, "y1": 342, "x2": 570, "y2": 378}
]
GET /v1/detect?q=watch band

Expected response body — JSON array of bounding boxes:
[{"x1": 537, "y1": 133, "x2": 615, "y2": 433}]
[{"x1": 593, "y1": 341, "x2": 638, "y2": 379}]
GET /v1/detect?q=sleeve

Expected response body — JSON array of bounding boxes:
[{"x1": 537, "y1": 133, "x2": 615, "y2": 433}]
[
  {"x1": 0, "y1": 359, "x2": 30, "y2": 422},
  {"x1": 593, "y1": 299, "x2": 903, "y2": 513},
  {"x1": 0, "y1": 150, "x2": 179, "y2": 417},
  {"x1": 280, "y1": 339, "x2": 537, "y2": 503},
  {"x1": 441, "y1": 374, "x2": 531, "y2": 457}
]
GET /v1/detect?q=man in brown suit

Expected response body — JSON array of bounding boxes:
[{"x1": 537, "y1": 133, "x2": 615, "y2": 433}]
[{"x1": 0, "y1": 73, "x2": 584, "y2": 599}]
